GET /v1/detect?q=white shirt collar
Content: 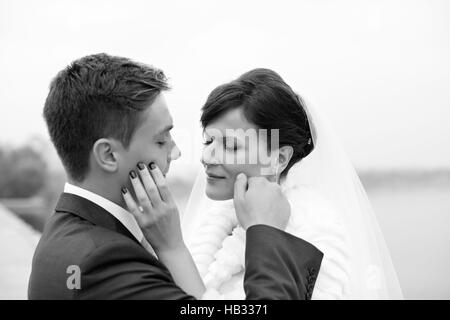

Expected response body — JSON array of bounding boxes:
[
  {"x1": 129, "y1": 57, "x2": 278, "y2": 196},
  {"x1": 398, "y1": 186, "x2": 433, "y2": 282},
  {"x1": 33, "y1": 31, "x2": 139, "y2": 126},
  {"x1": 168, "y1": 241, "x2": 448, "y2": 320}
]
[{"x1": 64, "y1": 182, "x2": 144, "y2": 243}]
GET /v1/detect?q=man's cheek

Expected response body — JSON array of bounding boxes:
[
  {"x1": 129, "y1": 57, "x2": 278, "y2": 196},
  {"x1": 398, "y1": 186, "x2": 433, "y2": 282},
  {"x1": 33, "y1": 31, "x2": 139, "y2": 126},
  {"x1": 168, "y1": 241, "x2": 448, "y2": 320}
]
[
  {"x1": 162, "y1": 163, "x2": 170, "y2": 176},
  {"x1": 152, "y1": 156, "x2": 168, "y2": 172}
]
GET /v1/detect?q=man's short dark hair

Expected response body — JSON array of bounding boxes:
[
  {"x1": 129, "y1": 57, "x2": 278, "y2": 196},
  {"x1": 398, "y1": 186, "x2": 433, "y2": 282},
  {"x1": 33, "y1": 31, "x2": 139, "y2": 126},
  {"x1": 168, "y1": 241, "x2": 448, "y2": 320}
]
[{"x1": 43, "y1": 53, "x2": 169, "y2": 182}]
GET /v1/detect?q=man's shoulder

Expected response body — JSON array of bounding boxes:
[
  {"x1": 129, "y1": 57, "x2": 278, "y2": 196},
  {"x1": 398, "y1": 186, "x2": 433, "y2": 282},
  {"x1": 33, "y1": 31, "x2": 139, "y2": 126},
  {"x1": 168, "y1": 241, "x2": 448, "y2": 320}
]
[
  {"x1": 30, "y1": 211, "x2": 145, "y2": 277},
  {"x1": 28, "y1": 211, "x2": 158, "y2": 299},
  {"x1": 35, "y1": 211, "x2": 145, "y2": 264}
]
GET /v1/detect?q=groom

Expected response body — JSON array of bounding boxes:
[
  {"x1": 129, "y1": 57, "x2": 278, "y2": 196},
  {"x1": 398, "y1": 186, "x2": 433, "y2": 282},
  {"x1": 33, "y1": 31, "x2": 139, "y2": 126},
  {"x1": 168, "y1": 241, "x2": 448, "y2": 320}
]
[{"x1": 28, "y1": 53, "x2": 323, "y2": 299}]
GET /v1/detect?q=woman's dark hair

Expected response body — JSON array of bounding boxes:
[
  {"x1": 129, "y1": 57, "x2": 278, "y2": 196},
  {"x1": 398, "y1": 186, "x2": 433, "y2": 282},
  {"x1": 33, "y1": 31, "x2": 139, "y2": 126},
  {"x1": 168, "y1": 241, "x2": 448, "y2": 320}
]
[{"x1": 200, "y1": 68, "x2": 314, "y2": 177}]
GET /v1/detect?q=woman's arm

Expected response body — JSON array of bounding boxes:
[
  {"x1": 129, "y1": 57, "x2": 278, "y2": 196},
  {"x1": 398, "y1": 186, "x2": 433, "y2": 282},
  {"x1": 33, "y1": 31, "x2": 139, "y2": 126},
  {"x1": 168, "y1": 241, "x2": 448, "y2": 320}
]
[
  {"x1": 156, "y1": 244, "x2": 206, "y2": 299},
  {"x1": 122, "y1": 162, "x2": 205, "y2": 299}
]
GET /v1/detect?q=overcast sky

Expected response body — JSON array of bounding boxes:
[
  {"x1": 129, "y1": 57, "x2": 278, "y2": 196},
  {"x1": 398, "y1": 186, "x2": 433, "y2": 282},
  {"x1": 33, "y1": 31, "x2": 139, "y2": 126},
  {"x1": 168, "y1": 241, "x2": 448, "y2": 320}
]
[{"x1": 1, "y1": 0, "x2": 449, "y2": 170}]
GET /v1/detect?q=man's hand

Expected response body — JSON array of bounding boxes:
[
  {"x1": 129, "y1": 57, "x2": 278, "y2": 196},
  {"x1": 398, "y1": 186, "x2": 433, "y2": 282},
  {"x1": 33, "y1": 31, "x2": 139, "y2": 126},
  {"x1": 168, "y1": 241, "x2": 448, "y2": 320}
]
[
  {"x1": 122, "y1": 162, "x2": 184, "y2": 253},
  {"x1": 233, "y1": 173, "x2": 291, "y2": 230}
]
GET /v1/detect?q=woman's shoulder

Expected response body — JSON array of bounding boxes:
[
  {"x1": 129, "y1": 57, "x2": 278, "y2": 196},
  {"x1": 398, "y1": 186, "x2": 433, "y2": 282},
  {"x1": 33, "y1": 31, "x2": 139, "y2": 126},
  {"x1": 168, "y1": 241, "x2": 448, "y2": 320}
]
[
  {"x1": 285, "y1": 185, "x2": 344, "y2": 228},
  {"x1": 284, "y1": 185, "x2": 352, "y2": 299},
  {"x1": 284, "y1": 184, "x2": 351, "y2": 262}
]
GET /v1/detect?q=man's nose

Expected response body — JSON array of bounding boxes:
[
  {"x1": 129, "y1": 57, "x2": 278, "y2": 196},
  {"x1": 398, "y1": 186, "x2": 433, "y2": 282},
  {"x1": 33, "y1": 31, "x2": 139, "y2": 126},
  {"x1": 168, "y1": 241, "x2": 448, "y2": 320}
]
[{"x1": 169, "y1": 142, "x2": 181, "y2": 161}]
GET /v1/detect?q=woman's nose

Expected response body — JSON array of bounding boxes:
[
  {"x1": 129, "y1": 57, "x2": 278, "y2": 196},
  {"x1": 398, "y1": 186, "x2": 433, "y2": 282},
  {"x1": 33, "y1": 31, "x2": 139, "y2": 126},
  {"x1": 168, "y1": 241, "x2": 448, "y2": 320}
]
[
  {"x1": 169, "y1": 142, "x2": 181, "y2": 161},
  {"x1": 201, "y1": 142, "x2": 221, "y2": 165}
]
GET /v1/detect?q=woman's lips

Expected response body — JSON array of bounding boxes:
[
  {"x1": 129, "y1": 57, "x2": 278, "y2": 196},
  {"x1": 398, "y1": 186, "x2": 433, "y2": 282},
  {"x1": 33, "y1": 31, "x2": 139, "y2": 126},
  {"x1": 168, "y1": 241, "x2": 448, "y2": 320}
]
[{"x1": 206, "y1": 172, "x2": 226, "y2": 179}]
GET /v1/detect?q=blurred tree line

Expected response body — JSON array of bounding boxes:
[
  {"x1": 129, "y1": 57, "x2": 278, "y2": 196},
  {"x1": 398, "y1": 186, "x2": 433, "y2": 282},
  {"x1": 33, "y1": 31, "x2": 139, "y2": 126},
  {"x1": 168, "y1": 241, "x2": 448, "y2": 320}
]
[
  {"x1": 0, "y1": 141, "x2": 66, "y2": 231},
  {"x1": 0, "y1": 145, "x2": 48, "y2": 198}
]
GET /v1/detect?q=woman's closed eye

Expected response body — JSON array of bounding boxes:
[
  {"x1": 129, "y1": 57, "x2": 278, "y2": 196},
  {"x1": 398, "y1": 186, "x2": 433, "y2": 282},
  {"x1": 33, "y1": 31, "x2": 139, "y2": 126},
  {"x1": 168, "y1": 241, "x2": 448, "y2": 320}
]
[
  {"x1": 224, "y1": 137, "x2": 239, "y2": 151},
  {"x1": 225, "y1": 143, "x2": 238, "y2": 151}
]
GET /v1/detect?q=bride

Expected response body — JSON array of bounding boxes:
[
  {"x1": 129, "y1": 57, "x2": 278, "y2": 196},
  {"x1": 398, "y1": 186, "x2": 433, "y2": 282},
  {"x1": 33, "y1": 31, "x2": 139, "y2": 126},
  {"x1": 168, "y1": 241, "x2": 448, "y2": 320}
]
[{"x1": 182, "y1": 68, "x2": 403, "y2": 299}]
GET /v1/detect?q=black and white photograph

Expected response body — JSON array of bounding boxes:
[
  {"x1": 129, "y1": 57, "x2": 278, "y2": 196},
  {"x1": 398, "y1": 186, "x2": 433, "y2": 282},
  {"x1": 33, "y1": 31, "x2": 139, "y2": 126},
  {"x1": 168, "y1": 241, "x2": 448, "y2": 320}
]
[{"x1": 0, "y1": 0, "x2": 449, "y2": 303}]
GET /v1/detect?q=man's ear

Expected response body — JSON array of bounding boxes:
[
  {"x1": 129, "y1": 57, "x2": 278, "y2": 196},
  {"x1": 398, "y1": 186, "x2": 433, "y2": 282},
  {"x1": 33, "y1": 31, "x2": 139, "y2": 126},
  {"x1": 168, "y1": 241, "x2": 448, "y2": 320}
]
[
  {"x1": 92, "y1": 138, "x2": 119, "y2": 173},
  {"x1": 277, "y1": 145, "x2": 294, "y2": 173}
]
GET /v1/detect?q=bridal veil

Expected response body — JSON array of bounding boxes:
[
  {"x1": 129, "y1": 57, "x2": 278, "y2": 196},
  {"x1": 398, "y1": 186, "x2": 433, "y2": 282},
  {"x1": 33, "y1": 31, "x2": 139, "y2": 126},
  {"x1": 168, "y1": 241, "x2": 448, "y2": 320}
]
[{"x1": 182, "y1": 97, "x2": 403, "y2": 299}]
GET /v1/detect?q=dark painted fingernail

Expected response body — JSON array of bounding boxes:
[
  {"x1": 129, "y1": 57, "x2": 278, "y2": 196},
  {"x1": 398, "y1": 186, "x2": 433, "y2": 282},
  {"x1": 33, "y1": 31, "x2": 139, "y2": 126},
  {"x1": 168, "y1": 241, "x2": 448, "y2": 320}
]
[
  {"x1": 129, "y1": 170, "x2": 137, "y2": 179},
  {"x1": 149, "y1": 162, "x2": 156, "y2": 170},
  {"x1": 137, "y1": 162, "x2": 145, "y2": 170},
  {"x1": 121, "y1": 187, "x2": 128, "y2": 194}
]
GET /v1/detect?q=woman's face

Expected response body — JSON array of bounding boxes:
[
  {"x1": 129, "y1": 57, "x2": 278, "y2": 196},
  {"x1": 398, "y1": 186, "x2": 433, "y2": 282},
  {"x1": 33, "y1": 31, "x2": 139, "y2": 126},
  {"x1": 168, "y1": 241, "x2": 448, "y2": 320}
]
[{"x1": 202, "y1": 108, "x2": 276, "y2": 200}]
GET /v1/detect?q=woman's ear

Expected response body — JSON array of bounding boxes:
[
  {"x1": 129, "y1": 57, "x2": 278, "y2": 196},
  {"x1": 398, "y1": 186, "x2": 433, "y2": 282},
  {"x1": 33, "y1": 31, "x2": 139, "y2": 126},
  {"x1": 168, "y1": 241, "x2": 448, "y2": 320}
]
[
  {"x1": 278, "y1": 145, "x2": 294, "y2": 173},
  {"x1": 92, "y1": 138, "x2": 119, "y2": 173}
]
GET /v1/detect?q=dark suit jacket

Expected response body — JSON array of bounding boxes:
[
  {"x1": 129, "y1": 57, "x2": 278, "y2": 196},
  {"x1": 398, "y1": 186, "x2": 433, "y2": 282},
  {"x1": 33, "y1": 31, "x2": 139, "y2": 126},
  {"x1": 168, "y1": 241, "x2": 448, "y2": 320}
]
[{"x1": 28, "y1": 193, "x2": 323, "y2": 300}]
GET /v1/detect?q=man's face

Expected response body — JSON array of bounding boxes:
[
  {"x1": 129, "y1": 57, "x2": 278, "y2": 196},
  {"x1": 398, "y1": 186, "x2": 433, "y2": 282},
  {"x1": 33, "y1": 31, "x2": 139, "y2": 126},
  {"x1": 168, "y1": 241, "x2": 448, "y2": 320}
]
[{"x1": 119, "y1": 93, "x2": 179, "y2": 188}]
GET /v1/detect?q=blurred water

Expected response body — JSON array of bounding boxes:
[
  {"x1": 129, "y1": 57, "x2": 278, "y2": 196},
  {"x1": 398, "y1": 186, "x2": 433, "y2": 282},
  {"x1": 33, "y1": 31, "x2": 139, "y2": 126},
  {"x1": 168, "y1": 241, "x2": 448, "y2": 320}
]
[{"x1": 367, "y1": 185, "x2": 450, "y2": 299}]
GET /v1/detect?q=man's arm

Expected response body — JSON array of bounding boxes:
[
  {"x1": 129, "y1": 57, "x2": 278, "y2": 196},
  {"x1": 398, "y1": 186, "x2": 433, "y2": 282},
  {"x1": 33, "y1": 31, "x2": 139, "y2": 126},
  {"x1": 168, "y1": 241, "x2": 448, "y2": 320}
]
[
  {"x1": 234, "y1": 175, "x2": 323, "y2": 300},
  {"x1": 78, "y1": 233, "x2": 321, "y2": 300},
  {"x1": 78, "y1": 241, "x2": 196, "y2": 300},
  {"x1": 244, "y1": 225, "x2": 323, "y2": 300}
]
